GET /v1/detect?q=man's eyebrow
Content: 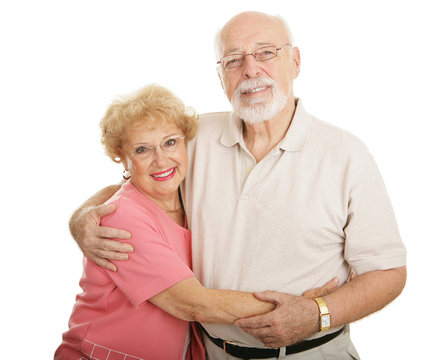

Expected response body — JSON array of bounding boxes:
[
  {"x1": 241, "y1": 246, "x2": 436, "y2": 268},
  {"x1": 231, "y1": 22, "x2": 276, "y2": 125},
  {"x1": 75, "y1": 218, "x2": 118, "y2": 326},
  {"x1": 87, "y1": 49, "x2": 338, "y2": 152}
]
[
  {"x1": 224, "y1": 47, "x2": 242, "y2": 55},
  {"x1": 223, "y1": 42, "x2": 275, "y2": 56}
]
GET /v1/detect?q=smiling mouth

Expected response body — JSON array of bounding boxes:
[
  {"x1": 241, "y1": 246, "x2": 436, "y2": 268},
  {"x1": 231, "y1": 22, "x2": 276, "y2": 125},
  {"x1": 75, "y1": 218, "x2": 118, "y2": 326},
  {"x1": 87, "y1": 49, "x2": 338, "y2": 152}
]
[
  {"x1": 151, "y1": 167, "x2": 176, "y2": 181},
  {"x1": 242, "y1": 86, "x2": 269, "y2": 95}
]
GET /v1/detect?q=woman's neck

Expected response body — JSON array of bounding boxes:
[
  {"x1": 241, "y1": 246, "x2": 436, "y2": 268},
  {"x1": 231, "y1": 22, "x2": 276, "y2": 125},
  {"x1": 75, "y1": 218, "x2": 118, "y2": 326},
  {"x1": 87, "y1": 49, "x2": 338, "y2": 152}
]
[{"x1": 130, "y1": 181, "x2": 185, "y2": 227}]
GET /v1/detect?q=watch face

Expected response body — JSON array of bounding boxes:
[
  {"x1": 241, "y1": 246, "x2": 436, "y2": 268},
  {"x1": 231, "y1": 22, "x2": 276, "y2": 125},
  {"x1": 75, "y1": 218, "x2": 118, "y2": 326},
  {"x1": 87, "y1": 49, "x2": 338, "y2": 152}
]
[{"x1": 321, "y1": 314, "x2": 331, "y2": 328}]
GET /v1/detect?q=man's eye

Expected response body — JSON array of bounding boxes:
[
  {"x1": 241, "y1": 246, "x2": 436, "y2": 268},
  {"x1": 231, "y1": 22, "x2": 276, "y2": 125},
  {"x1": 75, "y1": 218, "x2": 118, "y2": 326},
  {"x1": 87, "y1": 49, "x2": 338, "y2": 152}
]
[
  {"x1": 258, "y1": 50, "x2": 274, "y2": 57},
  {"x1": 226, "y1": 57, "x2": 241, "y2": 66}
]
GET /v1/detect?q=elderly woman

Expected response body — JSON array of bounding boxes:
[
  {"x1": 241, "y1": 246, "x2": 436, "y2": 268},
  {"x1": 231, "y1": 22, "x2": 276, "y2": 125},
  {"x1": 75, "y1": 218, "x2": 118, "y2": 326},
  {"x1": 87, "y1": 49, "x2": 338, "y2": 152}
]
[{"x1": 55, "y1": 84, "x2": 277, "y2": 360}]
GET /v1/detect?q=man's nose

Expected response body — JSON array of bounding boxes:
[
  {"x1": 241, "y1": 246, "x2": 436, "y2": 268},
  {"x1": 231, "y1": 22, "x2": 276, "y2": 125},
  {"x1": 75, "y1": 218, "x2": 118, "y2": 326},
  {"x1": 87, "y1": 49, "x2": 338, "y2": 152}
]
[{"x1": 242, "y1": 54, "x2": 261, "y2": 78}]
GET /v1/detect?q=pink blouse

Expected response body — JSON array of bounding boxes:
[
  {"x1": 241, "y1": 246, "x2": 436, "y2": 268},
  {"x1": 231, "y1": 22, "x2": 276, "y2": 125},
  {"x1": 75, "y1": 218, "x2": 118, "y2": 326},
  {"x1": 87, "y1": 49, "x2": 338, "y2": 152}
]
[{"x1": 55, "y1": 181, "x2": 205, "y2": 360}]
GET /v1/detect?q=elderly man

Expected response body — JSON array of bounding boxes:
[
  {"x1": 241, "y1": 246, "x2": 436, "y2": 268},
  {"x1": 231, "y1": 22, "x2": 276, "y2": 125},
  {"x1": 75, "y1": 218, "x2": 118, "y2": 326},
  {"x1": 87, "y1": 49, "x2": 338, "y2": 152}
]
[{"x1": 70, "y1": 11, "x2": 406, "y2": 359}]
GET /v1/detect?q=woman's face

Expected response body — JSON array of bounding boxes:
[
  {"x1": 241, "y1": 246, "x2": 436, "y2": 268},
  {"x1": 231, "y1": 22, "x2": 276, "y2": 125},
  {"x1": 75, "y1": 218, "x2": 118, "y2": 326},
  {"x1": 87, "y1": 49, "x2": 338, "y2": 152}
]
[{"x1": 122, "y1": 121, "x2": 188, "y2": 203}]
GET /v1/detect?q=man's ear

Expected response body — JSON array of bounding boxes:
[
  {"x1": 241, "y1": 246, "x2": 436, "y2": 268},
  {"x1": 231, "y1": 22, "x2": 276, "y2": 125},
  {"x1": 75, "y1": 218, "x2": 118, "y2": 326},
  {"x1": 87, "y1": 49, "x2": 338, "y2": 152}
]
[
  {"x1": 217, "y1": 68, "x2": 225, "y2": 91},
  {"x1": 291, "y1": 46, "x2": 301, "y2": 79}
]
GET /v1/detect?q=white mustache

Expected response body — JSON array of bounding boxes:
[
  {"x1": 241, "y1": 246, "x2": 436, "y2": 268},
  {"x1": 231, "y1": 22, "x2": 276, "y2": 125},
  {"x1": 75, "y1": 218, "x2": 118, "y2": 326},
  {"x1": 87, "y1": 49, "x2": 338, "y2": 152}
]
[{"x1": 235, "y1": 77, "x2": 276, "y2": 95}]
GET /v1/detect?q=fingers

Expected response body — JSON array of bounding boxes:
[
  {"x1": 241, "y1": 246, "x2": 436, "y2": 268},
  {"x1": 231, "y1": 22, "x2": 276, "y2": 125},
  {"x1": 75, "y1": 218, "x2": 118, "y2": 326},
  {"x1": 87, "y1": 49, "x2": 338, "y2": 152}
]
[
  {"x1": 89, "y1": 254, "x2": 117, "y2": 272},
  {"x1": 235, "y1": 313, "x2": 271, "y2": 329},
  {"x1": 90, "y1": 205, "x2": 131, "y2": 239},
  {"x1": 302, "y1": 277, "x2": 339, "y2": 299},
  {"x1": 100, "y1": 238, "x2": 133, "y2": 253},
  {"x1": 253, "y1": 290, "x2": 282, "y2": 304},
  {"x1": 94, "y1": 203, "x2": 117, "y2": 217},
  {"x1": 322, "y1": 277, "x2": 339, "y2": 289},
  {"x1": 89, "y1": 238, "x2": 133, "y2": 259},
  {"x1": 82, "y1": 239, "x2": 132, "y2": 274},
  {"x1": 238, "y1": 326, "x2": 280, "y2": 348},
  {"x1": 97, "y1": 226, "x2": 131, "y2": 241},
  {"x1": 349, "y1": 269, "x2": 357, "y2": 282},
  {"x1": 240, "y1": 326, "x2": 272, "y2": 337},
  {"x1": 95, "y1": 249, "x2": 130, "y2": 261}
]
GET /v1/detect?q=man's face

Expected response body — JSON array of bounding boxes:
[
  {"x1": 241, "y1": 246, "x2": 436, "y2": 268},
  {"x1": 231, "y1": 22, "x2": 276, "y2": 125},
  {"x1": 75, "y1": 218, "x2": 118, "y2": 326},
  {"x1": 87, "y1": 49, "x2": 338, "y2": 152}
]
[{"x1": 217, "y1": 15, "x2": 300, "y2": 122}]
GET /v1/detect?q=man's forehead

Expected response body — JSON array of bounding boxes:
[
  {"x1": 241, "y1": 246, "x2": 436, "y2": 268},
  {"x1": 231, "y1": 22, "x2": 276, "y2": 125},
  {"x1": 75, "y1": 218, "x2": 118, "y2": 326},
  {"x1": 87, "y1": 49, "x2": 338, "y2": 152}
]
[{"x1": 220, "y1": 26, "x2": 285, "y2": 55}]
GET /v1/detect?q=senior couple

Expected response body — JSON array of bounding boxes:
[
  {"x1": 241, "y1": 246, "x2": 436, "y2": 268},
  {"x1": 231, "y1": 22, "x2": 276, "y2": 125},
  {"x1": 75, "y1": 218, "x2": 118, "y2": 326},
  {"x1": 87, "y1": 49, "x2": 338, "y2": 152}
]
[{"x1": 56, "y1": 11, "x2": 407, "y2": 360}]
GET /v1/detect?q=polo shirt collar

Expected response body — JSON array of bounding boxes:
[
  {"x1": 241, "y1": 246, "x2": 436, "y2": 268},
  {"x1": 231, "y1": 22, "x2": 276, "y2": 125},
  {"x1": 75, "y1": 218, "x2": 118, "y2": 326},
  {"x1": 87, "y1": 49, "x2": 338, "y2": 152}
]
[
  {"x1": 219, "y1": 111, "x2": 243, "y2": 147},
  {"x1": 280, "y1": 99, "x2": 312, "y2": 152},
  {"x1": 219, "y1": 99, "x2": 312, "y2": 152}
]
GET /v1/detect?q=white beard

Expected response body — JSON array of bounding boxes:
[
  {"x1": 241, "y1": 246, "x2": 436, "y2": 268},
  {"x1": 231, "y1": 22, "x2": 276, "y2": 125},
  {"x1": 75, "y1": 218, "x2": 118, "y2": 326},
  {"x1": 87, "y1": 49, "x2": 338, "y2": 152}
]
[{"x1": 230, "y1": 76, "x2": 288, "y2": 124}]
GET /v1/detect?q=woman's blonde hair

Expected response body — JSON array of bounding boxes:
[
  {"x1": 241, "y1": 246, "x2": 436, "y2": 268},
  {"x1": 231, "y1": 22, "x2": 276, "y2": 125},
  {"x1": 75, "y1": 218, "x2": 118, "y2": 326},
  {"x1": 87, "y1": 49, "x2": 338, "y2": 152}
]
[{"x1": 100, "y1": 84, "x2": 198, "y2": 163}]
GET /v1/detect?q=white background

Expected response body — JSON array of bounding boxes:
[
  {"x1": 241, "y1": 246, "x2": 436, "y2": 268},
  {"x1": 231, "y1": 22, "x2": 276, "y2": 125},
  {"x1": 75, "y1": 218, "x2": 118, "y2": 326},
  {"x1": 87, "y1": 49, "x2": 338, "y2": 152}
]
[{"x1": 1, "y1": 0, "x2": 441, "y2": 358}]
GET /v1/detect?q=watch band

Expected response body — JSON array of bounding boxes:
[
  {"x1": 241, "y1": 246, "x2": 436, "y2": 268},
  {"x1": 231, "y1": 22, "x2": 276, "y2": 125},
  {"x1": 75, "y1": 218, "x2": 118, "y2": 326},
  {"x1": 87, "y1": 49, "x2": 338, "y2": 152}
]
[{"x1": 314, "y1": 297, "x2": 331, "y2": 332}]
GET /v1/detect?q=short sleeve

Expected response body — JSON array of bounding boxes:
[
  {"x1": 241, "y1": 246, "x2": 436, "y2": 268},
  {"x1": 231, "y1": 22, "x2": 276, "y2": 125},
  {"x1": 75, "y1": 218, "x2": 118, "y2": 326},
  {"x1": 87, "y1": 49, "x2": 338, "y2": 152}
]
[
  {"x1": 101, "y1": 197, "x2": 194, "y2": 308},
  {"x1": 344, "y1": 156, "x2": 407, "y2": 274}
]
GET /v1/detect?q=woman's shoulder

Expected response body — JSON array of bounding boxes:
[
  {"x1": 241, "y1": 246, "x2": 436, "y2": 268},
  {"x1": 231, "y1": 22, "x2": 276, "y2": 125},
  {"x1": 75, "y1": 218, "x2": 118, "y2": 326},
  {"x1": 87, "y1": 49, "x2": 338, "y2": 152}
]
[
  {"x1": 102, "y1": 185, "x2": 158, "y2": 230},
  {"x1": 110, "y1": 195, "x2": 146, "y2": 216}
]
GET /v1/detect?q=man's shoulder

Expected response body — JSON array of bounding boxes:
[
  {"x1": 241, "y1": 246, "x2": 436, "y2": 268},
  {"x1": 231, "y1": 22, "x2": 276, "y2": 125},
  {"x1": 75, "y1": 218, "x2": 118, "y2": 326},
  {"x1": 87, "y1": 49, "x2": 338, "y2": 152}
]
[
  {"x1": 199, "y1": 111, "x2": 230, "y2": 125},
  {"x1": 310, "y1": 116, "x2": 370, "y2": 156},
  {"x1": 199, "y1": 111, "x2": 231, "y2": 121},
  {"x1": 195, "y1": 111, "x2": 231, "y2": 136}
]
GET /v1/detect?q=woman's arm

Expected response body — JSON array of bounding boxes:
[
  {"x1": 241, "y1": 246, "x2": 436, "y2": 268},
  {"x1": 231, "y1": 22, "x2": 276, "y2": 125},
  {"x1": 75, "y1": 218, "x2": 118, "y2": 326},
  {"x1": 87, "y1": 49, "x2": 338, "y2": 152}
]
[{"x1": 149, "y1": 276, "x2": 275, "y2": 323}]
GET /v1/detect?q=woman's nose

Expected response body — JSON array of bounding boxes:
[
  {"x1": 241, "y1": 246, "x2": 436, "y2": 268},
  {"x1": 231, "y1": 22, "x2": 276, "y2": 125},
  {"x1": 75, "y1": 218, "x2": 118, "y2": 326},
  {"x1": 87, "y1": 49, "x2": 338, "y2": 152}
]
[{"x1": 152, "y1": 146, "x2": 168, "y2": 165}]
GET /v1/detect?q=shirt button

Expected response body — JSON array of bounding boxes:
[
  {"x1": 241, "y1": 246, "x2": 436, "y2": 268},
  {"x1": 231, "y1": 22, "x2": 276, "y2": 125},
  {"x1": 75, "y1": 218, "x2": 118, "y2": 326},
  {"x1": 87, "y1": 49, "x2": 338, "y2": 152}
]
[{"x1": 246, "y1": 168, "x2": 252, "y2": 174}]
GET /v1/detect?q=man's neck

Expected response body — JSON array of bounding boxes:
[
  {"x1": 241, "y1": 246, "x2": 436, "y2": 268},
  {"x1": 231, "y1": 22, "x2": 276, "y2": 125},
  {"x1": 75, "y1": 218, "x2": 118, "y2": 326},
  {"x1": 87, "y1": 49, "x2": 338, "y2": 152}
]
[{"x1": 243, "y1": 99, "x2": 296, "y2": 162}]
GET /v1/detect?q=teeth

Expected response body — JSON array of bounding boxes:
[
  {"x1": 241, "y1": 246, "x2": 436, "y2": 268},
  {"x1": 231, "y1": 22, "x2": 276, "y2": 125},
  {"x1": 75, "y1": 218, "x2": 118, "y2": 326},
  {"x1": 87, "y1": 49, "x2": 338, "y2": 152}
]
[
  {"x1": 245, "y1": 87, "x2": 267, "y2": 94},
  {"x1": 152, "y1": 168, "x2": 175, "y2": 178}
]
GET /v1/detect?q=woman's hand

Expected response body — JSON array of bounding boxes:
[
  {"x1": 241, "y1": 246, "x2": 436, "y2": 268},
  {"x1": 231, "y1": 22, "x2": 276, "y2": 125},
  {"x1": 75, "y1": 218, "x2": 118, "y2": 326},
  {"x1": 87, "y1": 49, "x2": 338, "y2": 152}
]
[{"x1": 70, "y1": 203, "x2": 132, "y2": 271}]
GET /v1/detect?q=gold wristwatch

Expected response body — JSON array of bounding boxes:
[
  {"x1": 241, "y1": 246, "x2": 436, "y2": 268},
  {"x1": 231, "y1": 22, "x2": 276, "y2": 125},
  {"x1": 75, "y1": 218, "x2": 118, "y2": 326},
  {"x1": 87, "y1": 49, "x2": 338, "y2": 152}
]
[{"x1": 313, "y1": 297, "x2": 331, "y2": 331}]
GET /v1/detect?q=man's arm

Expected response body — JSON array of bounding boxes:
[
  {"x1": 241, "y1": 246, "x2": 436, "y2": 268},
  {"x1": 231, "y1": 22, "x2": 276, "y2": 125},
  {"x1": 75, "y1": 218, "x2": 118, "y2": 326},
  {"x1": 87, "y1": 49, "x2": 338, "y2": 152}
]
[
  {"x1": 69, "y1": 184, "x2": 133, "y2": 271},
  {"x1": 235, "y1": 266, "x2": 407, "y2": 348}
]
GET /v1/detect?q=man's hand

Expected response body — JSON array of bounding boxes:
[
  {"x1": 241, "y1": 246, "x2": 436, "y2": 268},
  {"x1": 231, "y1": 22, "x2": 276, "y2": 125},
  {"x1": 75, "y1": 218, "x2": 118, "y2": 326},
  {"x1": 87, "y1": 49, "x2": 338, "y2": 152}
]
[
  {"x1": 302, "y1": 277, "x2": 339, "y2": 299},
  {"x1": 234, "y1": 278, "x2": 339, "y2": 348},
  {"x1": 70, "y1": 204, "x2": 132, "y2": 272}
]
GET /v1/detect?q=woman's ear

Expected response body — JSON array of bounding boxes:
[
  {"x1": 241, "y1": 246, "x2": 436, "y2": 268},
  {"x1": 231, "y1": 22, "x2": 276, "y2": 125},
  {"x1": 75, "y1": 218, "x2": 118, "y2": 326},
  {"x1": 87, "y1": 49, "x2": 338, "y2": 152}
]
[{"x1": 119, "y1": 151, "x2": 129, "y2": 170}]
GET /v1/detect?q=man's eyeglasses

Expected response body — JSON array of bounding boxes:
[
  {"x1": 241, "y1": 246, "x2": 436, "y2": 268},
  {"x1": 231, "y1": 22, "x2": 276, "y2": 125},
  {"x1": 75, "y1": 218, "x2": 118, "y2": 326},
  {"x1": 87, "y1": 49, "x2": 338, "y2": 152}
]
[
  {"x1": 217, "y1": 44, "x2": 291, "y2": 70},
  {"x1": 126, "y1": 135, "x2": 185, "y2": 160}
]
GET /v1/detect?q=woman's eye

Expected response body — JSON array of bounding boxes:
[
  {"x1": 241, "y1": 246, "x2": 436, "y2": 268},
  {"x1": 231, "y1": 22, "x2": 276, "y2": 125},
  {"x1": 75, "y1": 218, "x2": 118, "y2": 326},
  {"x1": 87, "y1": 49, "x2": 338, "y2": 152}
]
[
  {"x1": 164, "y1": 139, "x2": 177, "y2": 147},
  {"x1": 135, "y1": 146, "x2": 148, "y2": 154}
]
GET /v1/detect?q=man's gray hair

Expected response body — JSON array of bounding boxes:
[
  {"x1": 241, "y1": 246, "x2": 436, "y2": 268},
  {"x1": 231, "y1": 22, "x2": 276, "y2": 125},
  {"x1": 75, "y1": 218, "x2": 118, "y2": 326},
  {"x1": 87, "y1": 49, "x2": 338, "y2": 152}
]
[{"x1": 214, "y1": 14, "x2": 295, "y2": 61}]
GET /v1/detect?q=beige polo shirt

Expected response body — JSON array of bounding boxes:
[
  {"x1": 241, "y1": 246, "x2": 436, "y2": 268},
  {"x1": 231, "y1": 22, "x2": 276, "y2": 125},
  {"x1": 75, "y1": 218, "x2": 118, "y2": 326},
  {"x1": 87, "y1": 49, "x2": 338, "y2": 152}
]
[{"x1": 182, "y1": 100, "x2": 406, "y2": 347}]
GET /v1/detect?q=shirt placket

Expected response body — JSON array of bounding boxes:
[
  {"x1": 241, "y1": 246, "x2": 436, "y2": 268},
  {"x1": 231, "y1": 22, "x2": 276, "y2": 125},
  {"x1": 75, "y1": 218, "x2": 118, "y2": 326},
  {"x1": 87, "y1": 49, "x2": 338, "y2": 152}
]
[{"x1": 239, "y1": 146, "x2": 281, "y2": 200}]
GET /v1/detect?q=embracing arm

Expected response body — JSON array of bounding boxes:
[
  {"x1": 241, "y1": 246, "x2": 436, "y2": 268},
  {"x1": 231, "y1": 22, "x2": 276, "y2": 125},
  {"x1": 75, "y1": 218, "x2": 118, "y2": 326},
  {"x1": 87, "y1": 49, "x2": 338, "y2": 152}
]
[
  {"x1": 69, "y1": 184, "x2": 133, "y2": 271},
  {"x1": 149, "y1": 276, "x2": 275, "y2": 324},
  {"x1": 150, "y1": 276, "x2": 340, "y2": 324},
  {"x1": 235, "y1": 266, "x2": 407, "y2": 347}
]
